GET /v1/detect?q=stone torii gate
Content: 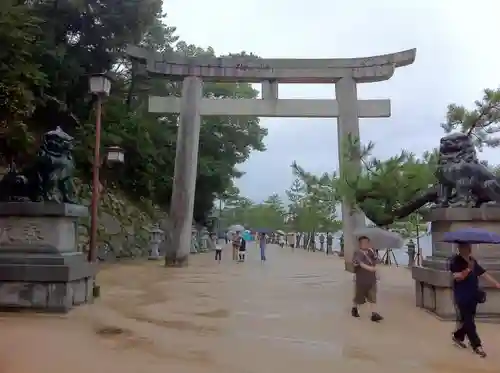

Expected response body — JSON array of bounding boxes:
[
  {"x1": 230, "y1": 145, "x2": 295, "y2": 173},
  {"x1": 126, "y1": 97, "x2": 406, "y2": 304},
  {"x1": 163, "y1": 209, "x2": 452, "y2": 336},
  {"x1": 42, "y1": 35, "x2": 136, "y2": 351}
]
[{"x1": 127, "y1": 46, "x2": 416, "y2": 268}]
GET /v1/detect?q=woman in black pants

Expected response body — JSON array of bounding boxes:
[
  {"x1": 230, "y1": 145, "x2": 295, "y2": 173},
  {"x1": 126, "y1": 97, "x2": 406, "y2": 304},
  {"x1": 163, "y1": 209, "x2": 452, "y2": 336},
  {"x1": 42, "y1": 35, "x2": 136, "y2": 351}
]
[{"x1": 449, "y1": 242, "x2": 500, "y2": 357}]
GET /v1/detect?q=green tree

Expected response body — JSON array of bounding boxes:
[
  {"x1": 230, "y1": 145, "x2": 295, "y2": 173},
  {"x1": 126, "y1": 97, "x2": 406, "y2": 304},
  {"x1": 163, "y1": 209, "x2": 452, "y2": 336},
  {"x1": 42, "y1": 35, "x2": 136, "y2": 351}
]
[
  {"x1": 0, "y1": 1, "x2": 47, "y2": 163},
  {"x1": 285, "y1": 178, "x2": 304, "y2": 231},
  {"x1": 0, "y1": 1, "x2": 269, "y2": 254},
  {"x1": 335, "y1": 134, "x2": 435, "y2": 227},
  {"x1": 219, "y1": 193, "x2": 287, "y2": 232},
  {"x1": 442, "y1": 88, "x2": 500, "y2": 150},
  {"x1": 255, "y1": 194, "x2": 286, "y2": 230},
  {"x1": 288, "y1": 162, "x2": 341, "y2": 235}
]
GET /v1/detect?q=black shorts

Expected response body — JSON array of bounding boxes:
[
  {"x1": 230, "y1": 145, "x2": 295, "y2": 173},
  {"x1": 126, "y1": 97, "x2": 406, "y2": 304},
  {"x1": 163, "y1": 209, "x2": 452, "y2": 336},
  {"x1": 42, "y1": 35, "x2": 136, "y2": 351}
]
[
  {"x1": 239, "y1": 248, "x2": 246, "y2": 252},
  {"x1": 354, "y1": 282, "x2": 377, "y2": 305}
]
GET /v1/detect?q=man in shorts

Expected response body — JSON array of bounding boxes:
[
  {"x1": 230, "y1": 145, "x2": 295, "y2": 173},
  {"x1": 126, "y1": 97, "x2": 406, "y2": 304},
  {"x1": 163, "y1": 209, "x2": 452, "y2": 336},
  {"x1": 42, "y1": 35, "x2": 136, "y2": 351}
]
[{"x1": 351, "y1": 236, "x2": 383, "y2": 322}]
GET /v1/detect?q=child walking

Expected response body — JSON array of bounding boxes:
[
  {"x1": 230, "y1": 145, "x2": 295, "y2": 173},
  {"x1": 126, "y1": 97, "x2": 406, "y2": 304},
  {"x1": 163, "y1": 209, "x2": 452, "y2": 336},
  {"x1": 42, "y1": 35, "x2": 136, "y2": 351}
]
[
  {"x1": 212, "y1": 233, "x2": 222, "y2": 263},
  {"x1": 236, "y1": 232, "x2": 247, "y2": 262}
]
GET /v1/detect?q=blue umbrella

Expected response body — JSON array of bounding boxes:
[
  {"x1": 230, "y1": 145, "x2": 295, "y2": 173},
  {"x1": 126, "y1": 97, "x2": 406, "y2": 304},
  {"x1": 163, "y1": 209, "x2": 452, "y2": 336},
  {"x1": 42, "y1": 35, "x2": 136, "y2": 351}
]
[{"x1": 442, "y1": 228, "x2": 500, "y2": 244}]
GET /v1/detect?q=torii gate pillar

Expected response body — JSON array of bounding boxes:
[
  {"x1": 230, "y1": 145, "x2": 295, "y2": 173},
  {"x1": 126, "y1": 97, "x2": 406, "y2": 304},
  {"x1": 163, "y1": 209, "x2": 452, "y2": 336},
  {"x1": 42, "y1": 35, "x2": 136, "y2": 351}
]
[
  {"x1": 167, "y1": 76, "x2": 202, "y2": 266},
  {"x1": 336, "y1": 76, "x2": 366, "y2": 271}
]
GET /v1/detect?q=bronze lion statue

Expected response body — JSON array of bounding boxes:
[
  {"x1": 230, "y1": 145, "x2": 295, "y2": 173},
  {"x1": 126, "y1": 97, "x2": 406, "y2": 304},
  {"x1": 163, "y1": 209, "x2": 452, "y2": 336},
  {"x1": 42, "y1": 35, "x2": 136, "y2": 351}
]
[
  {"x1": 360, "y1": 132, "x2": 500, "y2": 226},
  {"x1": 0, "y1": 127, "x2": 76, "y2": 203}
]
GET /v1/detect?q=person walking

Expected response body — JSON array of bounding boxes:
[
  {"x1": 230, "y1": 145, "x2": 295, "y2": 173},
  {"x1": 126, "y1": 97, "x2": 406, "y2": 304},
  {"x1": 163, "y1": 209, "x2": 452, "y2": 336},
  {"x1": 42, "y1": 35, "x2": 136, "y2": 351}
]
[
  {"x1": 351, "y1": 236, "x2": 383, "y2": 322},
  {"x1": 259, "y1": 232, "x2": 267, "y2": 262},
  {"x1": 319, "y1": 234, "x2": 325, "y2": 252},
  {"x1": 237, "y1": 232, "x2": 247, "y2": 262},
  {"x1": 326, "y1": 233, "x2": 333, "y2": 255},
  {"x1": 288, "y1": 232, "x2": 296, "y2": 251},
  {"x1": 232, "y1": 231, "x2": 239, "y2": 261},
  {"x1": 212, "y1": 233, "x2": 222, "y2": 263},
  {"x1": 278, "y1": 234, "x2": 285, "y2": 248},
  {"x1": 450, "y1": 242, "x2": 500, "y2": 357}
]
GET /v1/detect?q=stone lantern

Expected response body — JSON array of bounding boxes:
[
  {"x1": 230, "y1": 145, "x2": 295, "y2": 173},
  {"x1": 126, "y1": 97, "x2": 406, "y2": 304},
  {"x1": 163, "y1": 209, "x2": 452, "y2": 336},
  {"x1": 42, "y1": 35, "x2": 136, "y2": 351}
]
[
  {"x1": 200, "y1": 227, "x2": 210, "y2": 252},
  {"x1": 407, "y1": 239, "x2": 416, "y2": 267},
  {"x1": 148, "y1": 224, "x2": 164, "y2": 260},
  {"x1": 190, "y1": 227, "x2": 199, "y2": 253}
]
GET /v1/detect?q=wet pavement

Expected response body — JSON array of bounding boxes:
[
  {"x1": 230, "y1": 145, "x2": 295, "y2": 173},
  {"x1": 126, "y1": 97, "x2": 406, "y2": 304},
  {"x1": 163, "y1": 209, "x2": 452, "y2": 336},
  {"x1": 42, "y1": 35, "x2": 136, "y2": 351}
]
[{"x1": 1, "y1": 244, "x2": 500, "y2": 373}]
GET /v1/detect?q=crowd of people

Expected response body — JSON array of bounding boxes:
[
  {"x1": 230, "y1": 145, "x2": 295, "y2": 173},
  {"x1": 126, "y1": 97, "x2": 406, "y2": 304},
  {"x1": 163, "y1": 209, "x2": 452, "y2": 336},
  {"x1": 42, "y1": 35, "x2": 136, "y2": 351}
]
[{"x1": 212, "y1": 230, "x2": 268, "y2": 263}]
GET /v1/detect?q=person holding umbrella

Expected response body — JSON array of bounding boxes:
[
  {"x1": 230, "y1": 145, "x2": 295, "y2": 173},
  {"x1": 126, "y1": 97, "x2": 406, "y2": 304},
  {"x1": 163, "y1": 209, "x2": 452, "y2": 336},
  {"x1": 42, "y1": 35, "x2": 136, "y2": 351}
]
[
  {"x1": 228, "y1": 225, "x2": 245, "y2": 260},
  {"x1": 445, "y1": 228, "x2": 500, "y2": 358},
  {"x1": 352, "y1": 227, "x2": 404, "y2": 322}
]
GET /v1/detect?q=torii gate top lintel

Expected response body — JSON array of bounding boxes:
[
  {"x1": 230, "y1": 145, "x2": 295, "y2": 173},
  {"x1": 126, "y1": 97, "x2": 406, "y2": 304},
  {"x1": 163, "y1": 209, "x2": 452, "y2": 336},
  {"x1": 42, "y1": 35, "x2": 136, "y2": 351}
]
[{"x1": 126, "y1": 45, "x2": 416, "y2": 83}]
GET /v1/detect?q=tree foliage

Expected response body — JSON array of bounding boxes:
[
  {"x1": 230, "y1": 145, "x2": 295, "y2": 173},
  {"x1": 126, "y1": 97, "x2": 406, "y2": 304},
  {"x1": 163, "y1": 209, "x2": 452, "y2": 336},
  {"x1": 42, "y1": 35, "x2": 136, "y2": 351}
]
[
  {"x1": 0, "y1": 0, "x2": 267, "y2": 224},
  {"x1": 219, "y1": 192, "x2": 287, "y2": 231},
  {"x1": 286, "y1": 162, "x2": 341, "y2": 233},
  {"x1": 0, "y1": 1, "x2": 47, "y2": 162},
  {"x1": 441, "y1": 88, "x2": 500, "y2": 150}
]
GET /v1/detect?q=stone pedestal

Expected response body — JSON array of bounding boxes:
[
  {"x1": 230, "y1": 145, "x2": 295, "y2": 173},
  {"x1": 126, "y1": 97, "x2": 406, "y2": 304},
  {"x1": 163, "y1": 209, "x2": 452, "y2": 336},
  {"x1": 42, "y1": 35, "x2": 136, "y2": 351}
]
[
  {"x1": 0, "y1": 202, "x2": 96, "y2": 312},
  {"x1": 412, "y1": 207, "x2": 500, "y2": 321}
]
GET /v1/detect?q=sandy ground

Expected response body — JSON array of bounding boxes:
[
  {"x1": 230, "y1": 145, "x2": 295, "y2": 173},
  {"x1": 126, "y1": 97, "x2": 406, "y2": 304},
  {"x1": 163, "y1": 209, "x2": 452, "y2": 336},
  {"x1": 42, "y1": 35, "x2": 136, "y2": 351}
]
[{"x1": 1, "y1": 244, "x2": 500, "y2": 373}]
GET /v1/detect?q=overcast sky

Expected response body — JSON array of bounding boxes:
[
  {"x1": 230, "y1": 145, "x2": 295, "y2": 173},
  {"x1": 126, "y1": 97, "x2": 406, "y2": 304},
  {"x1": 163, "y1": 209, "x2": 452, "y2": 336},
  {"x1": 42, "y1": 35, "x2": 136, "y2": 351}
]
[{"x1": 166, "y1": 0, "x2": 500, "y2": 202}]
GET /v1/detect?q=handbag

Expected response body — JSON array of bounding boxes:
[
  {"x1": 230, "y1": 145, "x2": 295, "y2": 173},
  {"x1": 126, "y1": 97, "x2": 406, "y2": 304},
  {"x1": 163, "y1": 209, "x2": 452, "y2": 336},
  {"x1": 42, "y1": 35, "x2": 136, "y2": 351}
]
[
  {"x1": 477, "y1": 288, "x2": 487, "y2": 304},
  {"x1": 467, "y1": 256, "x2": 487, "y2": 304}
]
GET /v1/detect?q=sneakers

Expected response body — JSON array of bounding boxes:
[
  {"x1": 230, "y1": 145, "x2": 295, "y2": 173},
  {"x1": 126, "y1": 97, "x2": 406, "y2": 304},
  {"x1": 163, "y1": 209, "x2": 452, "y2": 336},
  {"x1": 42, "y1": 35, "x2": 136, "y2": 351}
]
[
  {"x1": 452, "y1": 336, "x2": 487, "y2": 358},
  {"x1": 370, "y1": 312, "x2": 384, "y2": 322},
  {"x1": 351, "y1": 307, "x2": 383, "y2": 322},
  {"x1": 473, "y1": 346, "x2": 487, "y2": 358},
  {"x1": 452, "y1": 335, "x2": 467, "y2": 349}
]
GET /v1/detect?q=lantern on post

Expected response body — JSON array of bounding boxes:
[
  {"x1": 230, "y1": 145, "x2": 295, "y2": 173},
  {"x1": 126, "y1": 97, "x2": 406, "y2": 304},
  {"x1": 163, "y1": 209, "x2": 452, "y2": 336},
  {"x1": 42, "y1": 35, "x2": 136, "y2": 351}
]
[
  {"x1": 88, "y1": 73, "x2": 112, "y2": 263},
  {"x1": 89, "y1": 73, "x2": 111, "y2": 96},
  {"x1": 148, "y1": 224, "x2": 164, "y2": 260},
  {"x1": 105, "y1": 146, "x2": 125, "y2": 165}
]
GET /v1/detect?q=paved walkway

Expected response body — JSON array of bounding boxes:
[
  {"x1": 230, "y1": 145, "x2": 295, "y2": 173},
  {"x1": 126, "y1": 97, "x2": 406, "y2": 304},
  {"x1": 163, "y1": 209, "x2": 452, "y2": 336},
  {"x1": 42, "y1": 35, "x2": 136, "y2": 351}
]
[{"x1": 1, "y1": 245, "x2": 500, "y2": 373}]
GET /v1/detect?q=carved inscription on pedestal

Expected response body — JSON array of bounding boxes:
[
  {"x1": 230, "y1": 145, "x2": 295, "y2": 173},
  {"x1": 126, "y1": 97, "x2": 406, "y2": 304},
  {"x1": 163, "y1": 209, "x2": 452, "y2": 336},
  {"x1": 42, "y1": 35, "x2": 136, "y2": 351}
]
[
  {"x1": 0, "y1": 217, "x2": 76, "y2": 252},
  {"x1": 0, "y1": 220, "x2": 44, "y2": 245}
]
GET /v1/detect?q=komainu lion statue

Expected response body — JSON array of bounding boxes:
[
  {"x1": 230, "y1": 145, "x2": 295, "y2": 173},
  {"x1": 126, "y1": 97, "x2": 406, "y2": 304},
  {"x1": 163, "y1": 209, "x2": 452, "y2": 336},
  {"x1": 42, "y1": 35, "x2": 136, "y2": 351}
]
[
  {"x1": 0, "y1": 127, "x2": 76, "y2": 203},
  {"x1": 361, "y1": 132, "x2": 500, "y2": 226},
  {"x1": 436, "y1": 132, "x2": 500, "y2": 207}
]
